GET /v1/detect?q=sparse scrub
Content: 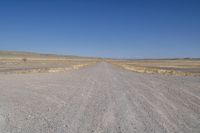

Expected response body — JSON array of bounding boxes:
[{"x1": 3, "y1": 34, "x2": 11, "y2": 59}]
[
  {"x1": 0, "y1": 51, "x2": 100, "y2": 74},
  {"x1": 108, "y1": 59, "x2": 200, "y2": 76},
  {"x1": 22, "y1": 58, "x2": 28, "y2": 62}
]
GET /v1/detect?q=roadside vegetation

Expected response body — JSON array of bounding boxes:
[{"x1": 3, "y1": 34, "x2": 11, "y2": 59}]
[
  {"x1": 0, "y1": 51, "x2": 100, "y2": 74},
  {"x1": 108, "y1": 59, "x2": 200, "y2": 76}
]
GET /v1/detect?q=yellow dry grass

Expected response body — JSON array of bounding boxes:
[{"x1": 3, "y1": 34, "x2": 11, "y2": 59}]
[
  {"x1": 0, "y1": 55, "x2": 100, "y2": 74},
  {"x1": 108, "y1": 59, "x2": 200, "y2": 76}
]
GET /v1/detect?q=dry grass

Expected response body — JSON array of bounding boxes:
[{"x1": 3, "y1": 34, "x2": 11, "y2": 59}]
[
  {"x1": 0, "y1": 51, "x2": 100, "y2": 74},
  {"x1": 108, "y1": 59, "x2": 200, "y2": 76},
  {"x1": 0, "y1": 58, "x2": 99, "y2": 74}
]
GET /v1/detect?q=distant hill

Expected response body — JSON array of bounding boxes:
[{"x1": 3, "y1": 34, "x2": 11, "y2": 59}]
[{"x1": 0, "y1": 50, "x2": 90, "y2": 59}]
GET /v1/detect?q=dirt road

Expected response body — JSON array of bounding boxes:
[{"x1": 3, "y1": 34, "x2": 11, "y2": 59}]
[{"x1": 0, "y1": 62, "x2": 200, "y2": 133}]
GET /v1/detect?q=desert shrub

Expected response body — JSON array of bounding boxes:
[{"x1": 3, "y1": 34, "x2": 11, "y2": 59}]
[{"x1": 22, "y1": 58, "x2": 27, "y2": 62}]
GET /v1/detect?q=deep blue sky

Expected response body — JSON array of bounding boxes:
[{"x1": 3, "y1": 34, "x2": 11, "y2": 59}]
[{"x1": 0, "y1": 0, "x2": 200, "y2": 58}]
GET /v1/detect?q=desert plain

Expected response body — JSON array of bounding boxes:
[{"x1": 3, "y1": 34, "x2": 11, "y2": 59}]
[{"x1": 0, "y1": 51, "x2": 200, "y2": 133}]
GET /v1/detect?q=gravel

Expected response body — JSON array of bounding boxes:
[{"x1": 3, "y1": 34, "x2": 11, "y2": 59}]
[{"x1": 0, "y1": 62, "x2": 200, "y2": 133}]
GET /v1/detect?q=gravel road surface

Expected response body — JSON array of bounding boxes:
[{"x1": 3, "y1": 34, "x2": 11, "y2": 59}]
[{"x1": 0, "y1": 62, "x2": 200, "y2": 133}]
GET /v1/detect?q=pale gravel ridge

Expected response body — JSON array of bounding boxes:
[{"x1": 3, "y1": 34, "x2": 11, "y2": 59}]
[{"x1": 0, "y1": 62, "x2": 200, "y2": 133}]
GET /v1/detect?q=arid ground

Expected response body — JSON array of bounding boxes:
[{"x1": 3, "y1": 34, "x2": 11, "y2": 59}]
[
  {"x1": 0, "y1": 60, "x2": 200, "y2": 133},
  {"x1": 0, "y1": 51, "x2": 99, "y2": 74},
  {"x1": 108, "y1": 59, "x2": 200, "y2": 76}
]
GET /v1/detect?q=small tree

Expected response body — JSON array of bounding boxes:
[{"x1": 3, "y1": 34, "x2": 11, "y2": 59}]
[{"x1": 22, "y1": 58, "x2": 27, "y2": 62}]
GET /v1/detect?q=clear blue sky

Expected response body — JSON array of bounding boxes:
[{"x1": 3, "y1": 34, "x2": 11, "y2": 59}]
[{"x1": 0, "y1": 0, "x2": 200, "y2": 58}]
